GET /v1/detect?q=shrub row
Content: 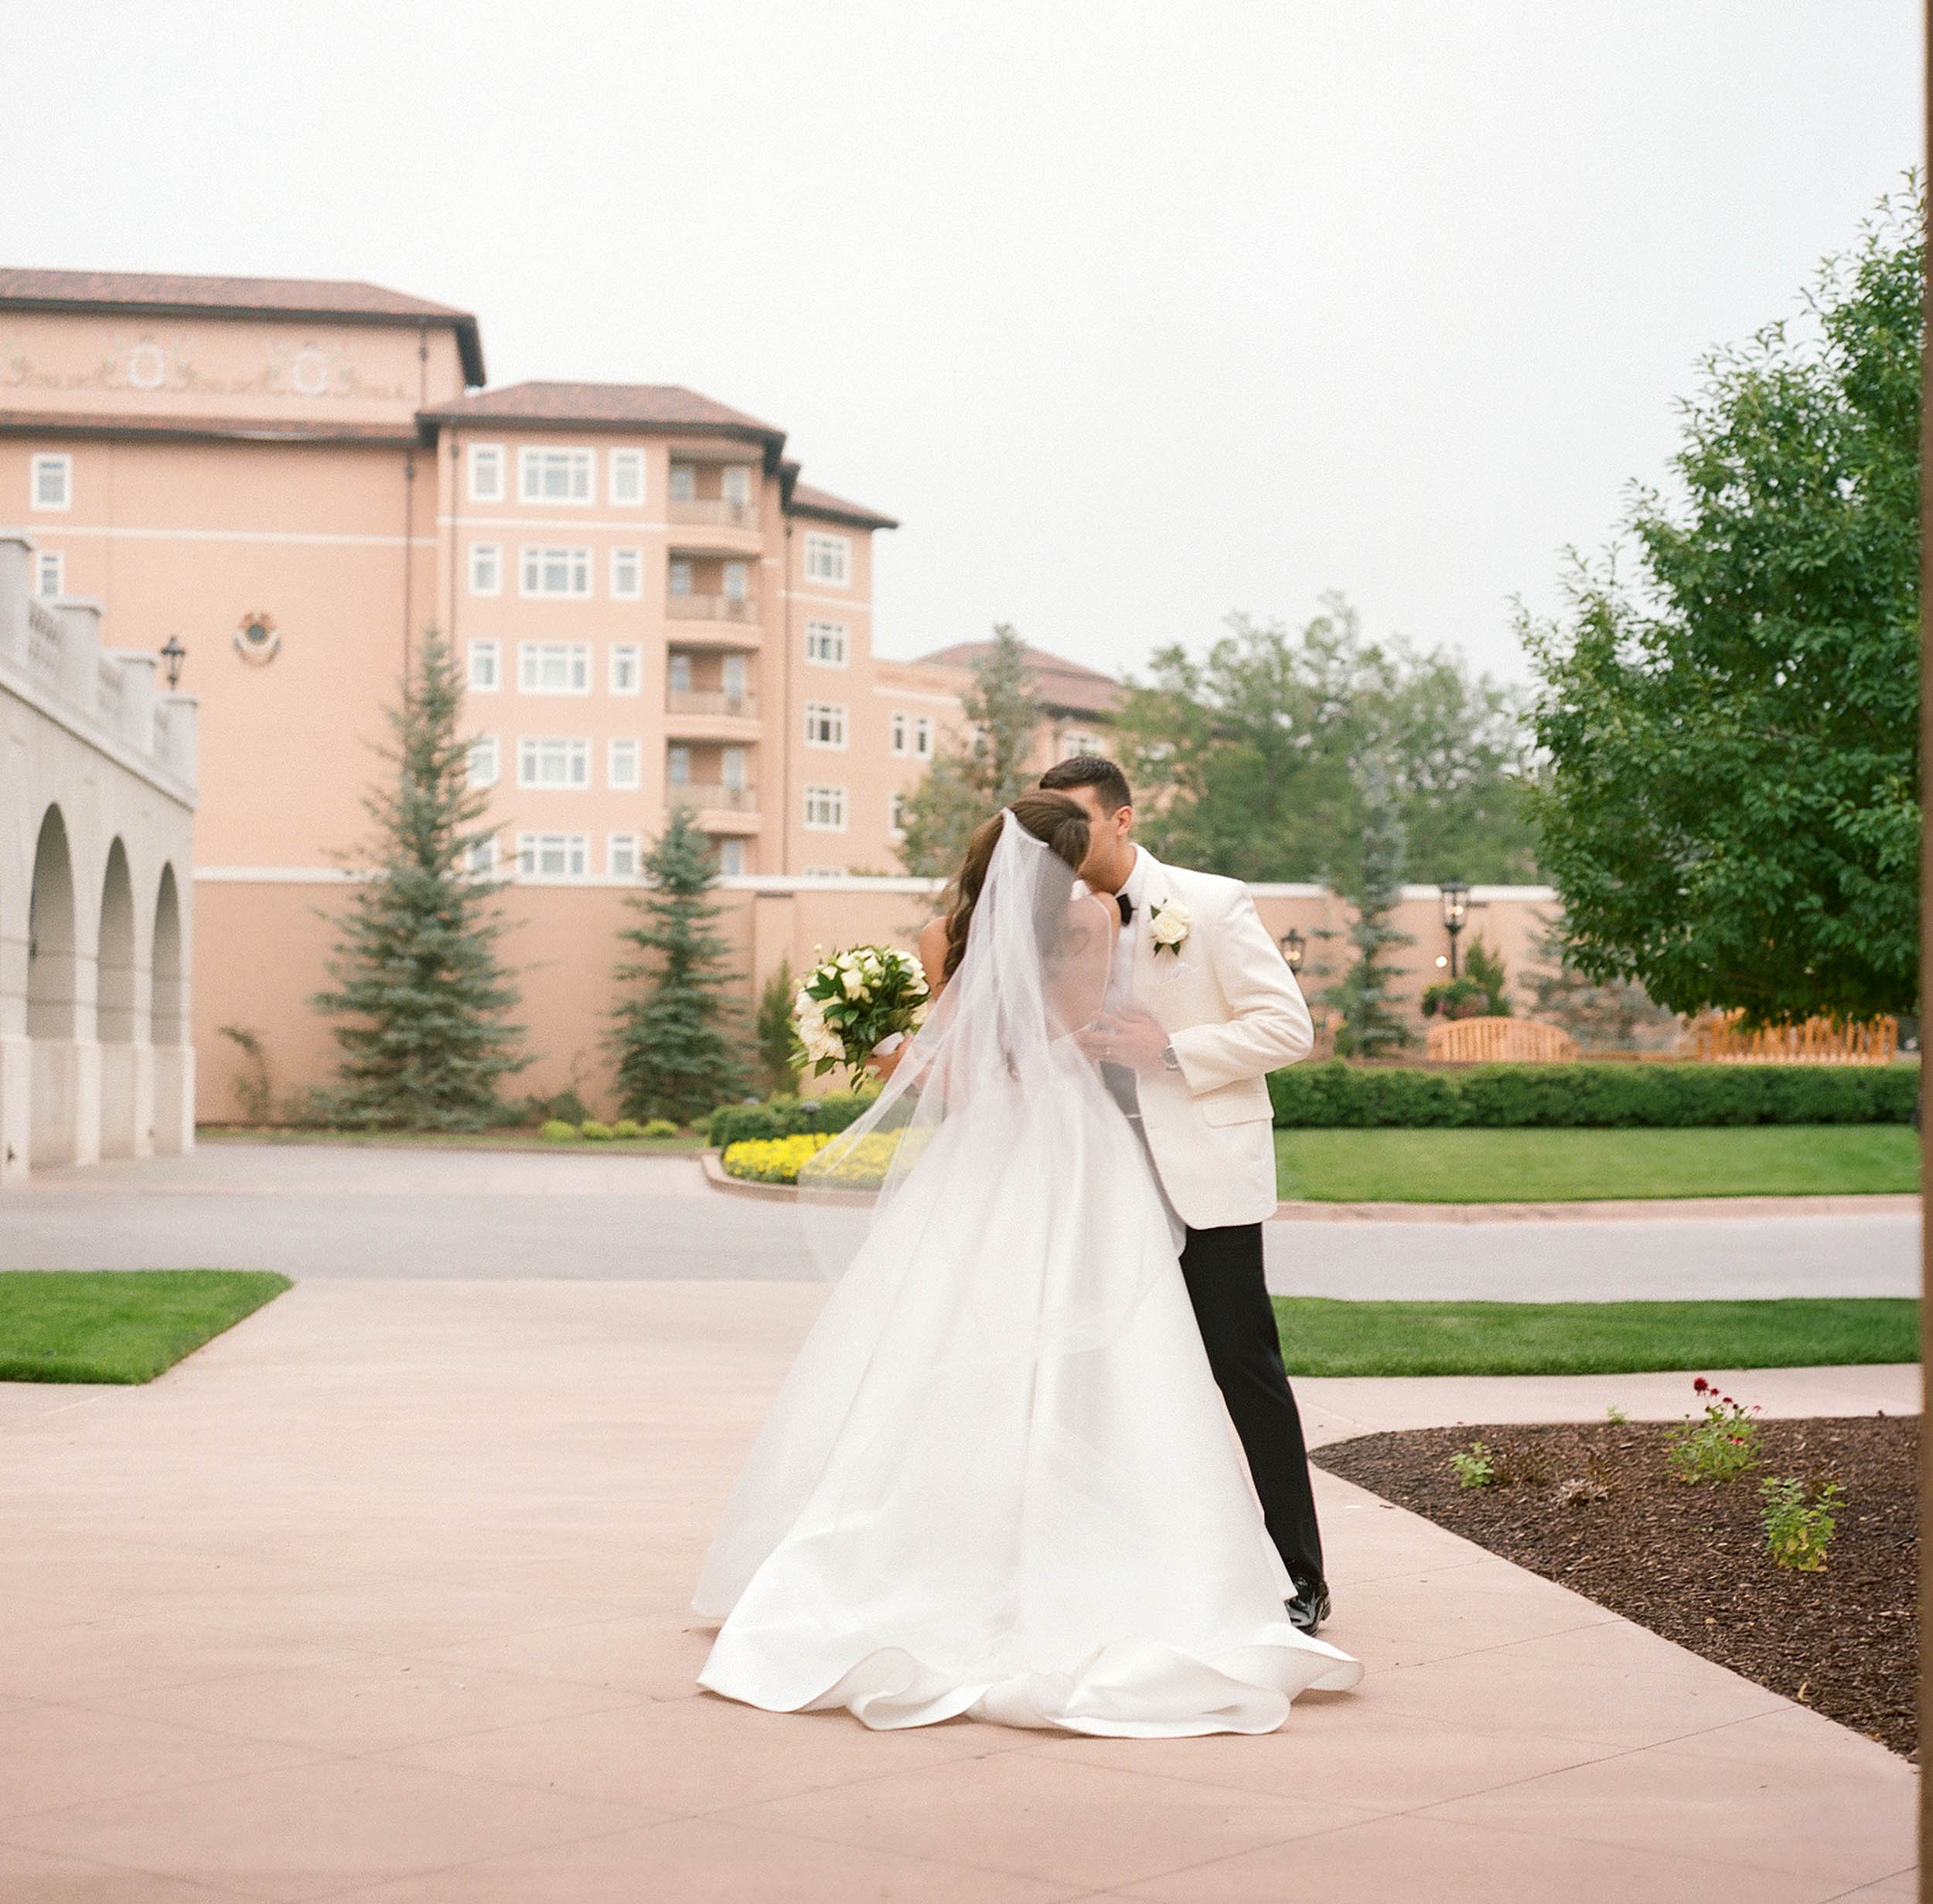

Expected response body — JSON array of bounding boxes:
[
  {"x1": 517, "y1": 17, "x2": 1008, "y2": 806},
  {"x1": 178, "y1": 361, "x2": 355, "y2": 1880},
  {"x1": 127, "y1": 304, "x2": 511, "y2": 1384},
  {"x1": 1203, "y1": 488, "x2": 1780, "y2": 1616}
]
[
  {"x1": 1267, "y1": 1061, "x2": 1918, "y2": 1129},
  {"x1": 707, "y1": 1091, "x2": 876, "y2": 1151}
]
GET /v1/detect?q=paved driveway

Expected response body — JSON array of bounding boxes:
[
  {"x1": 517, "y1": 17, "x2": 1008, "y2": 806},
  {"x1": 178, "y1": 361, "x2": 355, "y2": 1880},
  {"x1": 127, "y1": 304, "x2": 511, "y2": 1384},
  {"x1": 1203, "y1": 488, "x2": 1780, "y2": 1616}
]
[{"x1": 2, "y1": 1143, "x2": 1918, "y2": 1299}]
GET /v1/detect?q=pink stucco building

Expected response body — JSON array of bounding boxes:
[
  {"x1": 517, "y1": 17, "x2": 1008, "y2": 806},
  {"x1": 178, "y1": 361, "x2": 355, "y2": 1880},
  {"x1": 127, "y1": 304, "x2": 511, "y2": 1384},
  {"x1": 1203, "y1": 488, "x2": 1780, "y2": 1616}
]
[{"x1": 0, "y1": 270, "x2": 987, "y2": 1115}]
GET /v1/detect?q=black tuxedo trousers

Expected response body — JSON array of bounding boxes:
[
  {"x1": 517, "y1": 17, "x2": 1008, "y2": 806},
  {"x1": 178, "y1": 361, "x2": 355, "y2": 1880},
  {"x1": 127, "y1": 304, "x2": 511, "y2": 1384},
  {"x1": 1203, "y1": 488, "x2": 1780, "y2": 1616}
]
[
  {"x1": 1178, "y1": 1221, "x2": 1325, "y2": 1589},
  {"x1": 1097, "y1": 1061, "x2": 1324, "y2": 1589}
]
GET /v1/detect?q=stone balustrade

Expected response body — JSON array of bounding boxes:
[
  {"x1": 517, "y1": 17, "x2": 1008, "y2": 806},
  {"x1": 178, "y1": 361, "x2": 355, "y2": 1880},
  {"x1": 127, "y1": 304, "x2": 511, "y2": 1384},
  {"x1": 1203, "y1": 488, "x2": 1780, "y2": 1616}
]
[{"x1": 0, "y1": 533, "x2": 197, "y2": 785}]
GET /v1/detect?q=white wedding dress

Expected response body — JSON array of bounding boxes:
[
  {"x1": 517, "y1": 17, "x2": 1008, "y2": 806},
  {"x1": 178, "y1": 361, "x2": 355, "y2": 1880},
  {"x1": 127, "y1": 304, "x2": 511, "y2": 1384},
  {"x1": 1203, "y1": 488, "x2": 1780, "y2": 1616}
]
[{"x1": 693, "y1": 813, "x2": 1360, "y2": 1735}]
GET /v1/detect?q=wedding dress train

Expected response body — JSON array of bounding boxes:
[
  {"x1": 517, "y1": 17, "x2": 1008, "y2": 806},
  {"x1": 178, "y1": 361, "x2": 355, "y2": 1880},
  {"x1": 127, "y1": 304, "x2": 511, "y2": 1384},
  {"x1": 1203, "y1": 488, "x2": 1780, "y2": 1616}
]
[{"x1": 692, "y1": 816, "x2": 1360, "y2": 1735}]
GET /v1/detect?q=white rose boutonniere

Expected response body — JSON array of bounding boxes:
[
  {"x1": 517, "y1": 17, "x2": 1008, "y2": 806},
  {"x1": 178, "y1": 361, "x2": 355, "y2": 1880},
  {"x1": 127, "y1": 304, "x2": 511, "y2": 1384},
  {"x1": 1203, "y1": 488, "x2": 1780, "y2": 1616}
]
[{"x1": 1147, "y1": 898, "x2": 1192, "y2": 956}]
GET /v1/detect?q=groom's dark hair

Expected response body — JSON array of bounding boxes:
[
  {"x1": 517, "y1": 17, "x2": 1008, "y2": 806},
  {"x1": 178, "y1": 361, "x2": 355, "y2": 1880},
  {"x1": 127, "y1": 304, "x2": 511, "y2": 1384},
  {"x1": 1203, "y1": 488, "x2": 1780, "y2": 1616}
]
[{"x1": 1038, "y1": 754, "x2": 1132, "y2": 813}]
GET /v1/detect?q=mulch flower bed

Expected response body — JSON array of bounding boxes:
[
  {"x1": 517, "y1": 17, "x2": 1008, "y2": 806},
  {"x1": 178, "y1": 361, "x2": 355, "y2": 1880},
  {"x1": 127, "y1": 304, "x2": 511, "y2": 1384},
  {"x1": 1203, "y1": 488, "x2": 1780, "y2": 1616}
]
[{"x1": 1315, "y1": 1409, "x2": 1918, "y2": 1757}]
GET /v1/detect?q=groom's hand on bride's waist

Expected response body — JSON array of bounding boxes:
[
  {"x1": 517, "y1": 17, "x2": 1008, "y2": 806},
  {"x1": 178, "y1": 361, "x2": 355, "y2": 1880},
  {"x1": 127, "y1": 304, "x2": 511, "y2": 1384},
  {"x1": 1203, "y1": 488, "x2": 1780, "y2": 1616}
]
[{"x1": 1076, "y1": 1009, "x2": 1173, "y2": 1071}]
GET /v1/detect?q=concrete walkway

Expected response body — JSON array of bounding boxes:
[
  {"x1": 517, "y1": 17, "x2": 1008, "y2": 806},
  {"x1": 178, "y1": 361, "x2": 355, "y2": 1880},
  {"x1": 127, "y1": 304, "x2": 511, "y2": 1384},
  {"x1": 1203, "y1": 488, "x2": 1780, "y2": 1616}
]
[
  {"x1": 5, "y1": 1143, "x2": 1918, "y2": 1298},
  {"x1": 0, "y1": 1279, "x2": 1914, "y2": 1901}
]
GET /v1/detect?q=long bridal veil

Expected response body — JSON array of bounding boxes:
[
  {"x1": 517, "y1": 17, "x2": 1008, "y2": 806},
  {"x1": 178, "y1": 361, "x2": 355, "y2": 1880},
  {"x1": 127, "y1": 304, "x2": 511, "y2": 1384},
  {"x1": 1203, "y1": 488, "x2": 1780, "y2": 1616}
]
[{"x1": 693, "y1": 811, "x2": 1361, "y2": 1735}]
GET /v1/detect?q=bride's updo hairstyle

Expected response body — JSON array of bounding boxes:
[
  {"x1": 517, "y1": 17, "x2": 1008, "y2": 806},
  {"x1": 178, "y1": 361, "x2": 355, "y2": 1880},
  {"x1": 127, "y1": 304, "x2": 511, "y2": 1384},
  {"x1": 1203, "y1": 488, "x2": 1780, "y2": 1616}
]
[{"x1": 939, "y1": 792, "x2": 1089, "y2": 981}]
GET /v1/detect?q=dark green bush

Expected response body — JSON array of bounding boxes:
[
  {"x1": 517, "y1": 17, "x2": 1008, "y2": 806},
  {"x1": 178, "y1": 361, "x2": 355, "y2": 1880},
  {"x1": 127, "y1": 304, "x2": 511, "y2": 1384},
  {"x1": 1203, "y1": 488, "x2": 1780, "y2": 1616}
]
[
  {"x1": 707, "y1": 1091, "x2": 876, "y2": 1150},
  {"x1": 1268, "y1": 1061, "x2": 1917, "y2": 1129}
]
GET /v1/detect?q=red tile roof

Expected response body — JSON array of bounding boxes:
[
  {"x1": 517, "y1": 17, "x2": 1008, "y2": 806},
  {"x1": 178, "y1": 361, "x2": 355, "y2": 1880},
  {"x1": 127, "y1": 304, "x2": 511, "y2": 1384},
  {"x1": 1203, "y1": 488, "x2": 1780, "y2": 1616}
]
[
  {"x1": 785, "y1": 479, "x2": 898, "y2": 531},
  {"x1": 0, "y1": 269, "x2": 485, "y2": 384},
  {"x1": 914, "y1": 642, "x2": 1124, "y2": 719},
  {"x1": 421, "y1": 380, "x2": 782, "y2": 447}
]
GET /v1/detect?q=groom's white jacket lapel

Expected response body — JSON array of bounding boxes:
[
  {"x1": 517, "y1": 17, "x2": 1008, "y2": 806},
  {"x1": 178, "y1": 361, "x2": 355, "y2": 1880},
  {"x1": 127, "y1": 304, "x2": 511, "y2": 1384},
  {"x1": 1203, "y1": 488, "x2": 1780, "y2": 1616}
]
[{"x1": 1126, "y1": 850, "x2": 1313, "y2": 1230}]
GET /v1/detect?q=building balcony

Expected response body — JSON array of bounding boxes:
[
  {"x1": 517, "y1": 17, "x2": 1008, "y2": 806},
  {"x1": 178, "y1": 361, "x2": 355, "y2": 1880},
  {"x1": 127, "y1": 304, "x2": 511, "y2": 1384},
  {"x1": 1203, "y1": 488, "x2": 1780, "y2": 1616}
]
[
  {"x1": 666, "y1": 688, "x2": 757, "y2": 720},
  {"x1": 666, "y1": 782, "x2": 759, "y2": 835},
  {"x1": 669, "y1": 497, "x2": 758, "y2": 530},
  {"x1": 666, "y1": 592, "x2": 759, "y2": 627}
]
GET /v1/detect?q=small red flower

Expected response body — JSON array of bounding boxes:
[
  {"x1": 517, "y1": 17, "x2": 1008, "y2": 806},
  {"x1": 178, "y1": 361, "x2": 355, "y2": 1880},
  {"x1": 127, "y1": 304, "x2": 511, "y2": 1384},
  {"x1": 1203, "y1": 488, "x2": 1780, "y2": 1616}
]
[{"x1": 1693, "y1": 1378, "x2": 1709, "y2": 1395}]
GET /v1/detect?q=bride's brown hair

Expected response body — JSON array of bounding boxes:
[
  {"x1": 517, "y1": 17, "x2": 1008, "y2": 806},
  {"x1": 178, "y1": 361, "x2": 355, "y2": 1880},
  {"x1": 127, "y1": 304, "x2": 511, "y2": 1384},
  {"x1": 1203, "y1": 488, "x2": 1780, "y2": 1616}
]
[{"x1": 939, "y1": 792, "x2": 1090, "y2": 981}]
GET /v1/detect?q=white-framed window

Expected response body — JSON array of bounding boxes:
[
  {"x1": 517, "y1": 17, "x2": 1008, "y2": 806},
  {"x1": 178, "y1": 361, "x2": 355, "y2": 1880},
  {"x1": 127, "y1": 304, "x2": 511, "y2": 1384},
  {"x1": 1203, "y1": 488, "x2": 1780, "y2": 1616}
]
[
  {"x1": 1062, "y1": 730, "x2": 1100, "y2": 757},
  {"x1": 889, "y1": 712, "x2": 908, "y2": 756},
  {"x1": 803, "y1": 784, "x2": 847, "y2": 831},
  {"x1": 517, "y1": 831, "x2": 588, "y2": 879},
  {"x1": 466, "y1": 734, "x2": 499, "y2": 789},
  {"x1": 666, "y1": 744, "x2": 692, "y2": 785},
  {"x1": 667, "y1": 559, "x2": 693, "y2": 596},
  {"x1": 804, "y1": 702, "x2": 847, "y2": 749},
  {"x1": 517, "y1": 641, "x2": 591, "y2": 693},
  {"x1": 469, "y1": 543, "x2": 501, "y2": 596},
  {"x1": 608, "y1": 737, "x2": 641, "y2": 789},
  {"x1": 723, "y1": 560, "x2": 748, "y2": 601},
  {"x1": 721, "y1": 654, "x2": 748, "y2": 703},
  {"x1": 518, "y1": 446, "x2": 593, "y2": 504},
  {"x1": 669, "y1": 462, "x2": 697, "y2": 502},
  {"x1": 517, "y1": 736, "x2": 591, "y2": 789},
  {"x1": 717, "y1": 838, "x2": 747, "y2": 877},
  {"x1": 35, "y1": 550, "x2": 63, "y2": 598},
  {"x1": 666, "y1": 652, "x2": 693, "y2": 694},
  {"x1": 467, "y1": 639, "x2": 499, "y2": 691},
  {"x1": 914, "y1": 715, "x2": 933, "y2": 759},
  {"x1": 467, "y1": 444, "x2": 504, "y2": 502},
  {"x1": 609, "y1": 448, "x2": 646, "y2": 506},
  {"x1": 520, "y1": 546, "x2": 592, "y2": 598},
  {"x1": 465, "y1": 835, "x2": 499, "y2": 877},
  {"x1": 890, "y1": 791, "x2": 909, "y2": 836},
  {"x1": 722, "y1": 465, "x2": 752, "y2": 507},
  {"x1": 804, "y1": 532, "x2": 849, "y2": 585},
  {"x1": 721, "y1": 746, "x2": 748, "y2": 790},
  {"x1": 31, "y1": 453, "x2": 71, "y2": 511},
  {"x1": 805, "y1": 619, "x2": 847, "y2": 666},
  {"x1": 610, "y1": 547, "x2": 642, "y2": 599},
  {"x1": 607, "y1": 832, "x2": 640, "y2": 878},
  {"x1": 609, "y1": 643, "x2": 641, "y2": 694}
]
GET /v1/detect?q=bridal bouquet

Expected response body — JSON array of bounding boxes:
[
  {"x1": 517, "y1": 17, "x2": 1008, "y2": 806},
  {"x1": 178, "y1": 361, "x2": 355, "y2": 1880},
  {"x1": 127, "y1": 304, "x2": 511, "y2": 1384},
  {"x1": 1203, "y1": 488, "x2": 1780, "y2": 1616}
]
[{"x1": 794, "y1": 945, "x2": 930, "y2": 1078}]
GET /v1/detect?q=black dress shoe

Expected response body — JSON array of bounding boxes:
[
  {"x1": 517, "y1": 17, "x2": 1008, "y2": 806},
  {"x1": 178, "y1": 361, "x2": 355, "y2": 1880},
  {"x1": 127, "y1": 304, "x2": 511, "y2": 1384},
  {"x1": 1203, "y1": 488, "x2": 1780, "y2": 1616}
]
[{"x1": 1285, "y1": 1575, "x2": 1331, "y2": 1635}]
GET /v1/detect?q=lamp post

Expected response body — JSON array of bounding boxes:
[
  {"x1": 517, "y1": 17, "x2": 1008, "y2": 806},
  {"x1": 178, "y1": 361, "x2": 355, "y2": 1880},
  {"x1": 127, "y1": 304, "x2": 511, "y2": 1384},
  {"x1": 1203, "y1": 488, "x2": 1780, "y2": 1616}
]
[
  {"x1": 1439, "y1": 878, "x2": 1469, "y2": 978},
  {"x1": 159, "y1": 636, "x2": 186, "y2": 690},
  {"x1": 1279, "y1": 927, "x2": 1306, "y2": 975}
]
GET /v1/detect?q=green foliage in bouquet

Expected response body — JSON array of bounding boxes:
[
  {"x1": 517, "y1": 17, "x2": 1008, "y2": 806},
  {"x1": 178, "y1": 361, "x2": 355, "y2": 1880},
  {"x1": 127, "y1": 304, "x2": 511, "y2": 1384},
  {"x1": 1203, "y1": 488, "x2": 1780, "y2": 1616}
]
[{"x1": 795, "y1": 945, "x2": 929, "y2": 1078}]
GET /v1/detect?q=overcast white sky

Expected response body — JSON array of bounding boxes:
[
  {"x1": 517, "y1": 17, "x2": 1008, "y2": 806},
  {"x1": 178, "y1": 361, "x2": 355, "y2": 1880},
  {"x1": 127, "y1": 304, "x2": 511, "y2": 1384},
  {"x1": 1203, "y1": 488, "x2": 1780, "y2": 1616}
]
[{"x1": 9, "y1": 2, "x2": 1920, "y2": 686}]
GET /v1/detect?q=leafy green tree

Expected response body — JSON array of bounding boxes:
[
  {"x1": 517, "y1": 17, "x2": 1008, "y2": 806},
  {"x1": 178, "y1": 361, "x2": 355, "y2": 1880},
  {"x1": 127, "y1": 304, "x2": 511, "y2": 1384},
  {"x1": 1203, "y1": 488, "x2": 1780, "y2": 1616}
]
[
  {"x1": 609, "y1": 807, "x2": 747, "y2": 1122},
  {"x1": 311, "y1": 630, "x2": 527, "y2": 1128},
  {"x1": 897, "y1": 623, "x2": 1042, "y2": 877},
  {"x1": 1523, "y1": 186, "x2": 1920, "y2": 1027},
  {"x1": 1323, "y1": 761, "x2": 1417, "y2": 1057},
  {"x1": 755, "y1": 958, "x2": 805, "y2": 1096},
  {"x1": 1113, "y1": 595, "x2": 1537, "y2": 891}
]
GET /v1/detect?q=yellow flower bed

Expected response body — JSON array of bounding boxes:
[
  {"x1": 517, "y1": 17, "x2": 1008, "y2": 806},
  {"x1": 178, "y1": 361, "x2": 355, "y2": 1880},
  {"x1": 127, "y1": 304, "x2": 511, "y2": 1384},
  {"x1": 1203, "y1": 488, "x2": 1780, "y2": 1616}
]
[
  {"x1": 799, "y1": 1131, "x2": 905, "y2": 1190},
  {"x1": 721, "y1": 1133, "x2": 834, "y2": 1184}
]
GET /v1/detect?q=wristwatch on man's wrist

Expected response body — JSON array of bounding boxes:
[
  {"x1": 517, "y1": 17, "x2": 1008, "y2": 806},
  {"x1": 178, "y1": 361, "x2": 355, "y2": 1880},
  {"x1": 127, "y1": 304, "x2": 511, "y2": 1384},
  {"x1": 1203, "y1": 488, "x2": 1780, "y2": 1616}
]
[{"x1": 1159, "y1": 1042, "x2": 1181, "y2": 1073}]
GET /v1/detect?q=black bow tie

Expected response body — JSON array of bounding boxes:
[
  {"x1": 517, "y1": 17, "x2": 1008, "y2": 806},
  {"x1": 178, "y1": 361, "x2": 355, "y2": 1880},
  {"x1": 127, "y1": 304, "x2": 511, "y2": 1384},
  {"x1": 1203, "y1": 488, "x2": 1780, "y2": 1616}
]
[{"x1": 1117, "y1": 893, "x2": 1134, "y2": 925}]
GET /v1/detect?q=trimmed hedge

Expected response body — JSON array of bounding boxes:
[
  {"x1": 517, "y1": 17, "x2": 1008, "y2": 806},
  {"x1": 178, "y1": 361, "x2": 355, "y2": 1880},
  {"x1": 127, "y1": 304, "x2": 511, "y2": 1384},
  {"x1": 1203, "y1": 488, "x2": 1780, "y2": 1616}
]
[
  {"x1": 707, "y1": 1091, "x2": 876, "y2": 1151},
  {"x1": 1267, "y1": 1061, "x2": 1918, "y2": 1129}
]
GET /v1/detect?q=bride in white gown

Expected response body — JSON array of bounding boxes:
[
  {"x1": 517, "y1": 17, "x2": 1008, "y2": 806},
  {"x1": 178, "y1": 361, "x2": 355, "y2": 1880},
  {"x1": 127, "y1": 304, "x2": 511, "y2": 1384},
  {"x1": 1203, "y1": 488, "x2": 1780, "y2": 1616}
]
[{"x1": 692, "y1": 795, "x2": 1360, "y2": 1736}]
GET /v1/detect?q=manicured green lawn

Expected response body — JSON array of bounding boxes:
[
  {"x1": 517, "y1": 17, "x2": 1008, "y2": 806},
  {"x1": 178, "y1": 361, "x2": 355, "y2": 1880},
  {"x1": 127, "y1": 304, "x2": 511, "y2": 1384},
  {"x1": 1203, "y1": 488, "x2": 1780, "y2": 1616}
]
[
  {"x1": 1273, "y1": 1124, "x2": 1919, "y2": 1204},
  {"x1": 198, "y1": 1126, "x2": 707, "y2": 1154},
  {"x1": 1271, "y1": 1296, "x2": 1919, "y2": 1378},
  {"x1": 0, "y1": 1271, "x2": 292, "y2": 1384}
]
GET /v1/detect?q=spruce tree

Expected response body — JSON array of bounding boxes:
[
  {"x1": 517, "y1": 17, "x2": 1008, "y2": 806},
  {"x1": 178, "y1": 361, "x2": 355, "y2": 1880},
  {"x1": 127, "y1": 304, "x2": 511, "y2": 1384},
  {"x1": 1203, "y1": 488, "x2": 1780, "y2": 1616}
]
[
  {"x1": 897, "y1": 623, "x2": 1042, "y2": 877},
  {"x1": 311, "y1": 630, "x2": 527, "y2": 1128},
  {"x1": 609, "y1": 807, "x2": 747, "y2": 1122},
  {"x1": 1324, "y1": 760, "x2": 1417, "y2": 1058}
]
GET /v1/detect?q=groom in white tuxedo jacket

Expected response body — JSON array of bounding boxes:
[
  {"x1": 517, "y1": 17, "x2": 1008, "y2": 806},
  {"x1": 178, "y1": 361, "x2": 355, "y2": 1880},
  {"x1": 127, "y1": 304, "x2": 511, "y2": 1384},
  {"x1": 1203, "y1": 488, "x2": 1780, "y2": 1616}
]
[{"x1": 1042, "y1": 755, "x2": 1331, "y2": 1633}]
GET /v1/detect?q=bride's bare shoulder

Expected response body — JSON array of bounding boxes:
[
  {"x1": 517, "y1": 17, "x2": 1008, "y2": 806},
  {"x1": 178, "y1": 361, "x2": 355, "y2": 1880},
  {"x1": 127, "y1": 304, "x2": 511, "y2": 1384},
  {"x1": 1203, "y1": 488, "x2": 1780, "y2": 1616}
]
[{"x1": 916, "y1": 915, "x2": 949, "y2": 993}]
